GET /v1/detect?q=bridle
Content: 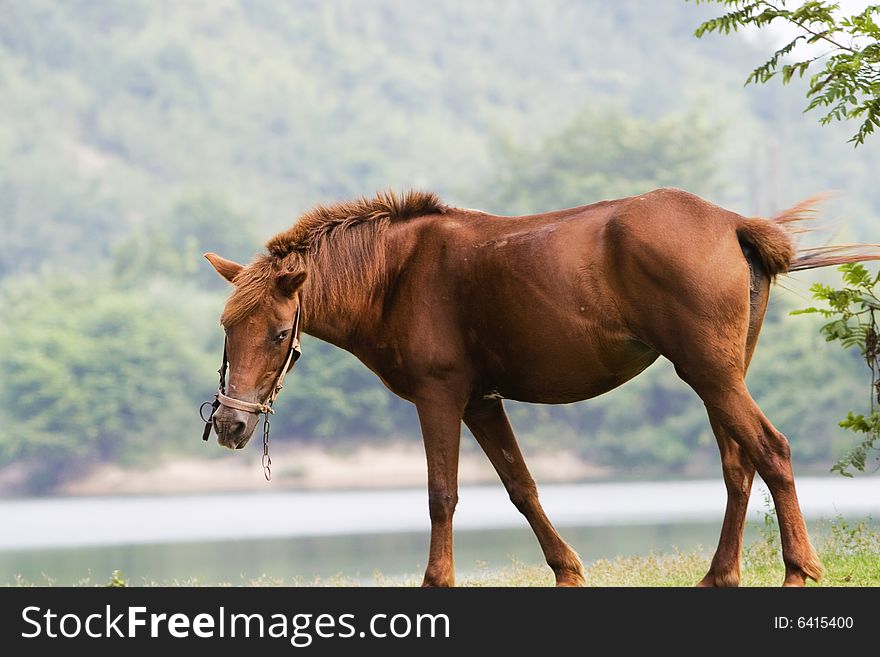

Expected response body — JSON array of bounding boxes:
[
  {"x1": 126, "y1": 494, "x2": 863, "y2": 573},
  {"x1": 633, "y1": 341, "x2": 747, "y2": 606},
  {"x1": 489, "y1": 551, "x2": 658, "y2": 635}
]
[{"x1": 200, "y1": 300, "x2": 303, "y2": 480}]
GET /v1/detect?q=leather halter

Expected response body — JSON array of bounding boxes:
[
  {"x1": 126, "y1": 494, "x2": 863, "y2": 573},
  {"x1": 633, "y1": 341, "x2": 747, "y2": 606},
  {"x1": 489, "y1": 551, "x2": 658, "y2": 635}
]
[{"x1": 200, "y1": 301, "x2": 302, "y2": 441}]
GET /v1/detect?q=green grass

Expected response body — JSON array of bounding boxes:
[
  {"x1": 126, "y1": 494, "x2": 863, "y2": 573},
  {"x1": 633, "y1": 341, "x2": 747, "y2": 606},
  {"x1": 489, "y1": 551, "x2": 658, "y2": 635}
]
[
  {"x1": 9, "y1": 517, "x2": 879, "y2": 587},
  {"x1": 456, "y1": 550, "x2": 879, "y2": 587},
  {"x1": 457, "y1": 516, "x2": 880, "y2": 587}
]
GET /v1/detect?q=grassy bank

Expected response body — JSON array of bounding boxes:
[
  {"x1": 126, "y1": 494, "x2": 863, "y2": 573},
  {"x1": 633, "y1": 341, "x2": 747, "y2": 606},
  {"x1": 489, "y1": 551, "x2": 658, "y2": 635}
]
[
  {"x1": 10, "y1": 516, "x2": 877, "y2": 587},
  {"x1": 456, "y1": 516, "x2": 879, "y2": 587},
  {"x1": 458, "y1": 547, "x2": 878, "y2": 587}
]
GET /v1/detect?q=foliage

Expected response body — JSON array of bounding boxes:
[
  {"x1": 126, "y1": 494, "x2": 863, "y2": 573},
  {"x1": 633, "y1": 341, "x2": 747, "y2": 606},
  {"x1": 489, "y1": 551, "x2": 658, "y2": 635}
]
[
  {"x1": 476, "y1": 109, "x2": 722, "y2": 214},
  {"x1": 0, "y1": 275, "x2": 216, "y2": 490},
  {"x1": 106, "y1": 570, "x2": 128, "y2": 588},
  {"x1": 113, "y1": 193, "x2": 260, "y2": 291},
  {"x1": 755, "y1": 491, "x2": 781, "y2": 560},
  {"x1": 693, "y1": 1, "x2": 880, "y2": 145},
  {"x1": 791, "y1": 263, "x2": 880, "y2": 475},
  {"x1": 270, "y1": 336, "x2": 416, "y2": 441}
]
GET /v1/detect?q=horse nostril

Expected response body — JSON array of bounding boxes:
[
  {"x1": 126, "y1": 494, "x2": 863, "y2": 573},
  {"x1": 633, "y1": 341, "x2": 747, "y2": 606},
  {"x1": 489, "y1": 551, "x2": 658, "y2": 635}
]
[{"x1": 214, "y1": 415, "x2": 247, "y2": 437}]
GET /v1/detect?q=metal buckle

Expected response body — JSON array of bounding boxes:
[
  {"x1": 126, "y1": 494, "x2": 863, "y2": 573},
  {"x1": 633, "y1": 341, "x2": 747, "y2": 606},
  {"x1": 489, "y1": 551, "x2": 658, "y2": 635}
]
[{"x1": 199, "y1": 399, "x2": 218, "y2": 424}]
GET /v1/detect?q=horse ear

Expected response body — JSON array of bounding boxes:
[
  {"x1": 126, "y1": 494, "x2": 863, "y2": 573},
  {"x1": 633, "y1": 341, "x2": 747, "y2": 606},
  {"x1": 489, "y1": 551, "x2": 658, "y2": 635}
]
[
  {"x1": 204, "y1": 252, "x2": 243, "y2": 284},
  {"x1": 277, "y1": 271, "x2": 307, "y2": 298}
]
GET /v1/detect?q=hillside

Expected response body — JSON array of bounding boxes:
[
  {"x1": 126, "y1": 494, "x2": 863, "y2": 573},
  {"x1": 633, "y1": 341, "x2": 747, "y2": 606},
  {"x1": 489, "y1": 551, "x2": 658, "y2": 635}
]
[{"x1": 1, "y1": 0, "x2": 879, "y2": 492}]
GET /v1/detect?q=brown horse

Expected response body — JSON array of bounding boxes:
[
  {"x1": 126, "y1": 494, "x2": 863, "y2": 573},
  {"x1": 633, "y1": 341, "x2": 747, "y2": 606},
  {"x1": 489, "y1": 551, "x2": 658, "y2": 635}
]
[{"x1": 204, "y1": 187, "x2": 879, "y2": 587}]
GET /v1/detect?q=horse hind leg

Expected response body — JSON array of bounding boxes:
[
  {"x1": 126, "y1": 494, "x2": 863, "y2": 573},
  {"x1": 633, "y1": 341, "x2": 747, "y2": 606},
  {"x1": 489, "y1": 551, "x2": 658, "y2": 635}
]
[
  {"x1": 696, "y1": 247, "x2": 824, "y2": 586},
  {"x1": 635, "y1": 233, "x2": 821, "y2": 586},
  {"x1": 697, "y1": 419, "x2": 756, "y2": 587},
  {"x1": 698, "y1": 264, "x2": 766, "y2": 587},
  {"x1": 668, "y1": 319, "x2": 822, "y2": 586},
  {"x1": 696, "y1": 383, "x2": 823, "y2": 586},
  {"x1": 464, "y1": 398, "x2": 585, "y2": 586}
]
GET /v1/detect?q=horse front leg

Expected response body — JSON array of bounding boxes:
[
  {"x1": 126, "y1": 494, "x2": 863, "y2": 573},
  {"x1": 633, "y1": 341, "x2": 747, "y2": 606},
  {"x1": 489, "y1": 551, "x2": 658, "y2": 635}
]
[
  {"x1": 415, "y1": 390, "x2": 465, "y2": 587},
  {"x1": 464, "y1": 398, "x2": 585, "y2": 586}
]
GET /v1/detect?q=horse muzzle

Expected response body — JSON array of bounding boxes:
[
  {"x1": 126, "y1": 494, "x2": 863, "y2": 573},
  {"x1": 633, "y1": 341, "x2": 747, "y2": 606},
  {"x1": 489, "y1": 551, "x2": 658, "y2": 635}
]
[{"x1": 213, "y1": 407, "x2": 258, "y2": 450}]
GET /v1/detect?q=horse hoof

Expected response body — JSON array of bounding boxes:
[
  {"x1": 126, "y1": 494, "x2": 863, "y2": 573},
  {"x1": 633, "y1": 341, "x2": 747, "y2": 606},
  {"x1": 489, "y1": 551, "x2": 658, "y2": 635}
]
[
  {"x1": 696, "y1": 572, "x2": 739, "y2": 587},
  {"x1": 555, "y1": 571, "x2": 586, "y2": 587}
]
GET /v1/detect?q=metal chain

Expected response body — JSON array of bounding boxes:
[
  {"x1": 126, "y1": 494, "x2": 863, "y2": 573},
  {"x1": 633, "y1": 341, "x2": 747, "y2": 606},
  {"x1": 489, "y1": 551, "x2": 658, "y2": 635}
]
[{"x1": 261, "y1": 407, "x2": 273, "y2": 481}]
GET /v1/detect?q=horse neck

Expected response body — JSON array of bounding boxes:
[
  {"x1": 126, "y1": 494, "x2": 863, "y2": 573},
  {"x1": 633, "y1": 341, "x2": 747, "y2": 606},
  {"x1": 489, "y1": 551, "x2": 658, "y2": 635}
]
[
  {"x1": 298, "y1": 260, "x2": 383, "y2": 351},
  {"x1": 296, "y1": 220, "x2": 420, "y2": 351}
]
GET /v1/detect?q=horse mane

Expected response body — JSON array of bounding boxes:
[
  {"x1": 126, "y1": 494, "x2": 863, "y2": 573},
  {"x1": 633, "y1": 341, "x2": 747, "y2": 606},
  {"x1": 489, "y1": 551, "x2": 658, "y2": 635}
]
[
  {"x1": 222, "y1": 190, "x2": 446, "y2": 326},
  {"x1": 265, "y1": 189, "x2": 446, "y2": 258}
]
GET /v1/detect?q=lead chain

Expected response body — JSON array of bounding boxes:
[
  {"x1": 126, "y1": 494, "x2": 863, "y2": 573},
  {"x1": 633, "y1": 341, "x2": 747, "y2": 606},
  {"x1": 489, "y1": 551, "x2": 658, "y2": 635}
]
[{"x1": 261, "y1": 409, "x2": 272, "y2": 481}]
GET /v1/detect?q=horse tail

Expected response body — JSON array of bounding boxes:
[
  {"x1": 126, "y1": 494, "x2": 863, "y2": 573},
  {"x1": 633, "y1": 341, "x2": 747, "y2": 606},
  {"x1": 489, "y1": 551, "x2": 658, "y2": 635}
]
[
  {"x1": 789, "y1": 244, "x2": 880, "y2": 272},
  {"x1": 736, "y1": 195, "x2": 880, "y2": 277},
  {"x1": 736, "y1": 217, "x2": 795, "y2": 280}
]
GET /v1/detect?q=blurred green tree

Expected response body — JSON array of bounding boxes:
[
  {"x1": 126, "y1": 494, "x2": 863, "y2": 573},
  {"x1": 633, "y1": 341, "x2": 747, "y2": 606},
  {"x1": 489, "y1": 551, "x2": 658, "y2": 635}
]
[
  {"x1": 270, "y1": 337, "x2": 417, "y2": 442},
  {"x1": 0, "y1": 275, "x2": 215, "y2": 491},
  {"x1": 475, "y1": 109, "x2": 722, "y2": 214},
  {"x1": 113, "y1": 193, "x2": 260, "y2": 290}
]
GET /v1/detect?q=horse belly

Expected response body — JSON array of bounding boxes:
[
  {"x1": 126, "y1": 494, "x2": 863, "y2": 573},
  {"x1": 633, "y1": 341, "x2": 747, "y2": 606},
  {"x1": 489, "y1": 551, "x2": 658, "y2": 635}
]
[{"x1": 476, "y1": 332, "x2": 659, "y2": 404}]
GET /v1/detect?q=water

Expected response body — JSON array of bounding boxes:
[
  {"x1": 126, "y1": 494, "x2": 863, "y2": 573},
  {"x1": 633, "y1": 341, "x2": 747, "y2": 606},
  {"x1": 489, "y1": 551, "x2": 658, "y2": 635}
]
[{"x1": 1, "y1": 477, "x2": 877, "y2": 585}]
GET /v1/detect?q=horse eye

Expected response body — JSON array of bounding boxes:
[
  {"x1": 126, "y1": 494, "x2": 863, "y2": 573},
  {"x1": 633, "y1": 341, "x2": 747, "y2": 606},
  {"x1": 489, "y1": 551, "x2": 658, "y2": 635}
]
[{"x1": 275, "y1": 330, "x2": 289, "y2": 343}]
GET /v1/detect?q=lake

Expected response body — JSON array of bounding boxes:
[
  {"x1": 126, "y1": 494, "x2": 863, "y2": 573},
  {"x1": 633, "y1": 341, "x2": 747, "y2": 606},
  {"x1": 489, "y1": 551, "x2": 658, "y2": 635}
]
[{"x1": 2, "y1": 476, "x2": 878, "y2": 585}]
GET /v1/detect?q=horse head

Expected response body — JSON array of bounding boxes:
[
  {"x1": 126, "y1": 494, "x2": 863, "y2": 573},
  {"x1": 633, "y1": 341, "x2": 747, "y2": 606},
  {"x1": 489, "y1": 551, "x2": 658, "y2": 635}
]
[{"x1": 204, "y1": 252, "x2": 306, "y2": 450}]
